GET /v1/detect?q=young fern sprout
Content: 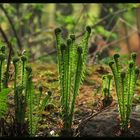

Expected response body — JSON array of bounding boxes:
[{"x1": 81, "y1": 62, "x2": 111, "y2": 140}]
[
  {"x1": 33, "y1": 86, "x2": 52, "y2": 135},
  {"x1": 102, "y1": 75, "x2": 112, "y2": 97},
  {"x1": 107, "y1": 75, "x2": 113, "y2": 96},
  {"x1": 55, "y1": 26, "x2": 91, "y2": 133},
  {"x1": 13, "y1": 57, "x2": 20, "y2": 91},
  {"x1": 70, "y1": 34, "x2": 75, "y2": 42},
  {"x1": 131, "y1": 53, "x2": 136, "y2": 63},
  {"x1": 102, "y1": 74, "x2": 113, "y2": 107},
  {"x1": 0, "y1": 46, "x2": 10, "y2": 113},
  {"x1": 69, "y1": 46, "x2": 83, "y2": 127},
  {"x1": 12, "y1": 57, "x2": 20, "y2": 122},
  {"x1": 39, "y1": 90, "x2": 52, "y2": 111},
  {"x1": 15, "y1": 85, "x2": 25, "y2": 127},
  {"x1": 25, "y1": 66, "x2": 52, "y2": 136},
  {"x1": 38, "y1": 85, "x2": 43, "y2": 105},
  {"x1": 109, "y1": 53, "x2": 139, "y2": 131},
  {"x1": 13, "y1": 56, "x2": 31, "y2": 136},
  {"x1": 25, "y1": 66, "x2": 34, "y2": 136},
  {"x1": 25, "y1": 66, "x2": 32, "y2": 103}
]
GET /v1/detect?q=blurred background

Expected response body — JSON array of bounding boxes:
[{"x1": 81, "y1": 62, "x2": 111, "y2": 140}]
[{"x1": 0, "y1": 3, "x2": 140, "y2": 65}]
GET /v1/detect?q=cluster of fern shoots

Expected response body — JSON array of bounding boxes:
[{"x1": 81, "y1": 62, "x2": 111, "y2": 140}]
[
  {"x1": 55, "y1": 26, "x2": 91, "y2": 131},
  {"x1": 0, "y1": 25, "x2": 140, "y2": 137},
  {"x1": 109, "y1": 53, "x2": 139, "y2": 131},
  {"x1": 0, "y1": 25, "x2": 92, "y2": 136},
  {"x1": 0, "y1": 45, "x2": 52, "y2": 137}
]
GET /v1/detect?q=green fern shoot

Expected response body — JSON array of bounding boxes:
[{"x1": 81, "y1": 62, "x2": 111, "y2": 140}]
[
  {"x1": 109, "y1": 53, "x2": 139, "y2": 131},
  {"x1": 55, "y1": 26, "x2": 91, "y2": 132}
]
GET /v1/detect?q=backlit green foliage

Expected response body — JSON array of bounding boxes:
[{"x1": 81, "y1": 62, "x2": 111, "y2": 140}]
[
  {"x1": 109, "y1": 53, "x2": 139, "y2": 131},
  {"x1": 55, "y1": 26, "x2": 91, "y2": 130}
]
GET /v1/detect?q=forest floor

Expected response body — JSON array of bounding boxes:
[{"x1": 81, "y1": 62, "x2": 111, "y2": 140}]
[{"x1": 8, "y1": 61, "x2": 140, "y2": 137}]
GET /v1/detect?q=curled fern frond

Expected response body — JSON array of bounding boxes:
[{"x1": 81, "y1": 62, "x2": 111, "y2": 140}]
[
  {"x1": 86, "y1": 26, "x2": 91, "y2": 34},
  {"x1": 70, "y1": 34, "x2": 75, "y2": 41},
  {"x1": 55, "y1": 28, "x2": 61, "y2": 35},
  {"x1": 131, "y1": 53, "x2": 136, "y2": 62},
  {"x1": 13, "y1": 57, "x2": 20, "y2": 64}
]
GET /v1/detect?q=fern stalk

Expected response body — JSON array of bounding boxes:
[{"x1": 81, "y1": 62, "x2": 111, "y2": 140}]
[
  {"x1": 0, "y1": 54, "x2": 5, "y2": 92},
  {"x1": 69, "y1": 47, "x2": 83, "y2": 127},
  {"x1": 13, "y1": 57, "x2": 20, "y2": 121},
  {"x1": 25, "y1": 66, "x2": 34, "y2": 136},
  {"x1": 21, "y1": 55, "x2": 27, "y2": 86},
  {"x1": 55, "y1": 26, "x2": 91, "y2": 131}
]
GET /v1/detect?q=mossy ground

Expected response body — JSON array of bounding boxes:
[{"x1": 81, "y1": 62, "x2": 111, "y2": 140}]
[{"x1": 6, "y1": 61, "x2": 140, "y2": 136}]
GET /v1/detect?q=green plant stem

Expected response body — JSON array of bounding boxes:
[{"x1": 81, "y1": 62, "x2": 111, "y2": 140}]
[
  {"x1": 60, "y1": 45, "x2": 66, "y2": 108},
  {"x1": 22, "y1": 61, "x2": 26, "y2": 86},
  {"x1": 120, "y1": 72, "x2": 126, "y2": 129},
  {"x1": 109, "y1": 61, "x2": 123, "y2": 120},
  {"x1": 108, "y1": 78, "x2": 111, "y2": 97},
  {"x1": 69, "y1": 48, "x2": 83, "y2": 128},
  {"x1": 114, "y1": 56, "x2": 124, "y2": 122},
  {"x1": 125, "y1": 63, "x2": 133, "y2": 128},
  {"x1": 0, "y1": 61, "x2": 3, "y2": 92},
  {"x1": 14, "y1": 64, "x2": 18, "y2": 119}
]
